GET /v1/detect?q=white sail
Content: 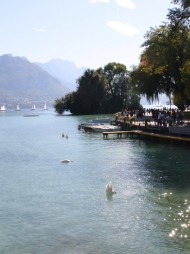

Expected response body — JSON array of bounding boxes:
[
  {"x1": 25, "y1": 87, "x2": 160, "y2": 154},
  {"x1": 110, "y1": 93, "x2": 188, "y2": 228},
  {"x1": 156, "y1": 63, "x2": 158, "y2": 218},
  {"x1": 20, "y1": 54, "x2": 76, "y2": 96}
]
[
  {"x1": 44, "y1": 103, "x2": 48, "y2": 110},
  {"x1": 32, "y1": 104, "x2": 36, "y2": 110},
  {"x1": 16, "y1": 105, "x2": 20, "y2": 111},
  {"x1": 0, "y1": 105, "x2": 7, "y2": 111}
]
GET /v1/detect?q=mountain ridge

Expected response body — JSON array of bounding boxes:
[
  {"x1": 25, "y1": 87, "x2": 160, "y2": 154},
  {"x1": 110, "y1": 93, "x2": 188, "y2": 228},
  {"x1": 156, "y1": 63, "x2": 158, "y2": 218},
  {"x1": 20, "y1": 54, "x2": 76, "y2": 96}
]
[
  {"x1": 0, "y1": 54, "x2": 86, "y2": 107},
  {"x1": 36, "y1": 59, "x2": 87, "y2": 91}
]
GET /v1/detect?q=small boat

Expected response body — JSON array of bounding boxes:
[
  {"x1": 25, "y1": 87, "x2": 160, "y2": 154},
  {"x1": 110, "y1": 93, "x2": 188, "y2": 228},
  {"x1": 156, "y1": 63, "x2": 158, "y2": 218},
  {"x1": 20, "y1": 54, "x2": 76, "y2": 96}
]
[
  {"x1": 78, "y1": 118, "x2": 120, "y2": 132},
  {"x1": 0, "y1": 105, "x2": 7, "y2": 111},
  {"x1": 81, "y1": 124, "x2": 121, "y2": 132},
  {"x1": 43, "y1": 103, "x2": 48, "y2": 110},
  {"x1": 16, "y1": 105, "x2": 20, "y2": 111},
  {"x1": 31, "y1": 104, "x2": 36, "y2": 110},
  {"x1": 60, "y1": 159, "x2": 74, "y2": 163},
  {"x1": 23, "y1": 114, "x2": 39, "y2": 117}
]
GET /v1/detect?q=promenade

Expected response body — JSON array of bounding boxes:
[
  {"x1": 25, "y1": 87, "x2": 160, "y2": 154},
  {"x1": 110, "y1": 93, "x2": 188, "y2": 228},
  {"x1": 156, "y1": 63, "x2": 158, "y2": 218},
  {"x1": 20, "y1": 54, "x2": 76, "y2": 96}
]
[{"x1": 109, "y1": 109, "x2": 190, "y2": 145}]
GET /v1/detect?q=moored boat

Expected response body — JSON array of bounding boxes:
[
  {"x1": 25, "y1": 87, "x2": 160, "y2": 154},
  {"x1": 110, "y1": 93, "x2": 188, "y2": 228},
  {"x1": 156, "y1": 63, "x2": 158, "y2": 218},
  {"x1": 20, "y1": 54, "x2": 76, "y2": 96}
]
[
  {"x1": 81, "y1": 124, "x2": 121, "y2": 132},
  {"x1": 78, "y1": 118, "x2": 120, "y2": 132},
  {"x1": 23, "y1": 114, "x2": 39, "y2": 117}
]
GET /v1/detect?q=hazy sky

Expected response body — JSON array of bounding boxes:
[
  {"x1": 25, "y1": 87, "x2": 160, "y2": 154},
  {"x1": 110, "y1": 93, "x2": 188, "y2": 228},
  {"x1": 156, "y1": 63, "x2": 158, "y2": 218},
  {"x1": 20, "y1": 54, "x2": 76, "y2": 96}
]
[{"x1": 0, "y1": 0, "x2": 175, "y2": 69}]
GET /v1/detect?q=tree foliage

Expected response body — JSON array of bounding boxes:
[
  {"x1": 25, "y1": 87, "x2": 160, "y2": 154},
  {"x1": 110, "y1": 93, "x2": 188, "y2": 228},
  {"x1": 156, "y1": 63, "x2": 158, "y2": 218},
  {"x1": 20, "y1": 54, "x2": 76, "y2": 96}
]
[
  {"x1": 54, "y1": 63, "x2": 141, "y2": 115},
  {"x1": 130, "y1": 6, "x2": 190, "y2": 110},
  {"x1": 172, "y1": 0, "x2": 190, "y2": 9},
  {"x1": 101, "y1": 62, "x2": 132, "y2": 112},
  {"x1": 54, "y1": 97, "x2": 67, "y2": 114},
  {"x1": 74, "y1": 69, "x2": 107, "y2": 114}
]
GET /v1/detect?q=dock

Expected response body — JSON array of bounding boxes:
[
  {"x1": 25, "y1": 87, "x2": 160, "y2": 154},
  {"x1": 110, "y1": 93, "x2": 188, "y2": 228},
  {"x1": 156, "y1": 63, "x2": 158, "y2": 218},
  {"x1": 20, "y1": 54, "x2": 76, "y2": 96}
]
[{"x1": 102, "y1": 130, "x2": 190, "y2": 145}]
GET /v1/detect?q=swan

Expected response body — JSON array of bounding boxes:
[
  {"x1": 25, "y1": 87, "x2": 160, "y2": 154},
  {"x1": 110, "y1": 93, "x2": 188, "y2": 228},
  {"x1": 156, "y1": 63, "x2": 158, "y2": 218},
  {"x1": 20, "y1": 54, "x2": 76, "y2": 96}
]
[
  {"x1": 60, "y1": 159, "x2": 73, "y2": 163},
  {"x1": 106, "y1": 182, "x2": 116, "y2": 196}
]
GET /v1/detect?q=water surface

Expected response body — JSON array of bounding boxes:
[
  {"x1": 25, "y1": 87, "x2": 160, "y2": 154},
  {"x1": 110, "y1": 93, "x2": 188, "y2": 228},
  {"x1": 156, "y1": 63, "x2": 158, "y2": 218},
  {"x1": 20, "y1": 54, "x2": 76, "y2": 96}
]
[{"x1": 0, "y1": 110, "x2": 190, "y2": 253}]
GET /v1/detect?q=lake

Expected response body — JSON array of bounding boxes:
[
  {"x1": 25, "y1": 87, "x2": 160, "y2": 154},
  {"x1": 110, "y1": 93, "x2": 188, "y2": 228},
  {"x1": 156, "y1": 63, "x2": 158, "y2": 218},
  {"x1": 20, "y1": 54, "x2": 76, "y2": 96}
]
[{"x1": 0, "y1": 109, "x2": 190, "y2": 254}]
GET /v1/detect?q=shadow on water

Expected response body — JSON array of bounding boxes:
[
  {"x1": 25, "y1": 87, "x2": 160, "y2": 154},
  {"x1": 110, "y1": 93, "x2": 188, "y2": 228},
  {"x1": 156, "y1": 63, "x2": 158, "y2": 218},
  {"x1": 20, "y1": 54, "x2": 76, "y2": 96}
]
[{"x1": 137, "y1": 140, "x2": 190, "y2": 190}]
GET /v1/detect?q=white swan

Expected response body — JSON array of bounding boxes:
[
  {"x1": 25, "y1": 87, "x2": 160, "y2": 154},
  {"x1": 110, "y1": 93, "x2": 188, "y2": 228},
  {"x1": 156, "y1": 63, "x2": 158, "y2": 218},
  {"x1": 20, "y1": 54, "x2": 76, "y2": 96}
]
[
  {"x1": 106, "y1": 182, "x2": 116, "y2": 196},
  {"x1": 60, "y1": 159, "x2": 73, "y2": 163}
]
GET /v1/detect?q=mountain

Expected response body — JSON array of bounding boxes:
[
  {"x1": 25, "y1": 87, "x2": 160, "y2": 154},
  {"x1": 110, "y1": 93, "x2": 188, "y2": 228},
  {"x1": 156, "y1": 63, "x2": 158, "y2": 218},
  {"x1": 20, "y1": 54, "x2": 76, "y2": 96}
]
[
  {"x1": 36, "y1": 59, "x2": 87, "y2": 91},
  {"x1": 0, "y1": 54, "x2": 68, "y2": 107}
]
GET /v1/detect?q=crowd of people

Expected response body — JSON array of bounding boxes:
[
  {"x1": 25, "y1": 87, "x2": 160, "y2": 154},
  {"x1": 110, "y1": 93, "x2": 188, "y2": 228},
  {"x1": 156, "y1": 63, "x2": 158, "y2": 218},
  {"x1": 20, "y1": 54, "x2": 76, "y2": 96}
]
[{"x1": 116, "y1": 107, "x2": 184, "y2": 127}]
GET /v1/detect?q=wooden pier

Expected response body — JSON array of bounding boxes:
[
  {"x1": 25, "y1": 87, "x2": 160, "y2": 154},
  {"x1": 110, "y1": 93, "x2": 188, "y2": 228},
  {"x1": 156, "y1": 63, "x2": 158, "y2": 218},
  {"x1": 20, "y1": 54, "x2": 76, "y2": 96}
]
[
  {"x1": 103, "y1": 130, "x2": 137, "y2": 139},
  {"x1": 102, "y1": 130, "x2": 190, "y2": 145}
]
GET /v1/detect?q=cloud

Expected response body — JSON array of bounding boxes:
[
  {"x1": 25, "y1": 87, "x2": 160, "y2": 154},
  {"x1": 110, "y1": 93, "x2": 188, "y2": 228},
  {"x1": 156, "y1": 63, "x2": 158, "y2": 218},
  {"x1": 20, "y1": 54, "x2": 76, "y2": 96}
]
[
  {"x1": 115, "y1": 0, "x2": 135, "y2": 9},
  {"x1": 107, "y1": 21, "x2": 139, "y2": 36},
  {"x1": 88, "y1": 0, "x2": 110, "y2": 3},
  {"x1": 33, "y1": 28, "x2": 47, "y2": 33}
]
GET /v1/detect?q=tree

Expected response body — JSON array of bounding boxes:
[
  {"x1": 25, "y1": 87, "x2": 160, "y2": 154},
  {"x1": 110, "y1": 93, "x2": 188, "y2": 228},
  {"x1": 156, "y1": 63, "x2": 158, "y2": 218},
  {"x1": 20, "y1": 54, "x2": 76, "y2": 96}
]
[
  {"x1": 130, "y1": 7, "x2": 190, "y2": 110},
  {"x1": 103, "y1": 62, "x2": 131, "y2": 111},
  {"x1": 54, "y1": 69, "x2": 107, "y2": 115},
  {"x1": 74, "y1": 69, "x2": 107, "y2": 114},
  {"x1": 172, "y1": 0, "x2": 190, "y2": 9},
  {"x1": 54, "y1": 63, "x2": 141, "y2": 115},
  {"x1": 54, "y1": 92, "x2": 77, "y2": 114},
  {"x1": 54, "y1": 97, "x2": 66, "y2": 114}
]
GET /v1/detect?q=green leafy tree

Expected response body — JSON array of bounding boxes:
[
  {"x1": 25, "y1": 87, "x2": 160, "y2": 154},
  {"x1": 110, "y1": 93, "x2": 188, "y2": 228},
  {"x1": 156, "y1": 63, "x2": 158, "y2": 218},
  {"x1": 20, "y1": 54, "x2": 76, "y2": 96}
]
[
  {"x1": 54, "y1": 92, "x2": 77, "y2": 114},
  {"x1": 73, "y1": 69, "x2": 107, "y2": 114},
  {"x1": 103, "y1": 62, "x2": 131, "y2": 111},
  {"x1": 54, "y1": 63, "x2": 141, "y2": 115},
  {"x1": 54, "y1": 97, "x2": 66, "y2": 114},
  {"x1": 172, "y1": 0, "x2": 190, "y2": 9},
  {"x1": 127, "y1": 89, "x2": 141, "y2": 110},
  {"x1": 63, "y1": 92, "x2": 77, "y2": 112},
  {"x1": 130, "y1": 7, "x2": 190, "y2": 110}
]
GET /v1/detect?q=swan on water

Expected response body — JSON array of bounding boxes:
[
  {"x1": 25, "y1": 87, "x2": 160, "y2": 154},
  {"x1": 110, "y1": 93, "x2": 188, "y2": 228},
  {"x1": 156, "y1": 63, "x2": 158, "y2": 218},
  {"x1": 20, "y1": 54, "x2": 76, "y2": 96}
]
[
  {"x1": 106, "y1": 182, "x2": 116, "y2": 196},
  {"x1": 60, "y1": 159, "x2": 73, "y2": 163}
]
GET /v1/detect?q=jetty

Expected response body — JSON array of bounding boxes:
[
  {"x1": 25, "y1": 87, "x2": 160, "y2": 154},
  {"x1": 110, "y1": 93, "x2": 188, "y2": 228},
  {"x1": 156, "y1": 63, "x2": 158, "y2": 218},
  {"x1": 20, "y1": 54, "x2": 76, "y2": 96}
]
[{"x1": 102, "y1": 130, "x2": 190, "y2": 145}]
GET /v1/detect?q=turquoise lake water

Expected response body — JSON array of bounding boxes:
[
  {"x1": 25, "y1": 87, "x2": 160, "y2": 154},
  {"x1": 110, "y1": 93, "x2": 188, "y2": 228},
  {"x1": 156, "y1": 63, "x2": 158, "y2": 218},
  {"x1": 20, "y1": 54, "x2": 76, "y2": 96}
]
[{"x1": 0, "y1": 110, "x2": 190, "y2": 254}]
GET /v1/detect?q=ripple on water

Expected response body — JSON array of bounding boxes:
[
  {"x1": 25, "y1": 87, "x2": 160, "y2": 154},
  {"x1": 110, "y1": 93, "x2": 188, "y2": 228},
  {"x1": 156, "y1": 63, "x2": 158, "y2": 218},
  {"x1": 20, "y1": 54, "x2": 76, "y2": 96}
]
[{"x1": 158, "y1": 192, "x2": 190, "y2": 241}]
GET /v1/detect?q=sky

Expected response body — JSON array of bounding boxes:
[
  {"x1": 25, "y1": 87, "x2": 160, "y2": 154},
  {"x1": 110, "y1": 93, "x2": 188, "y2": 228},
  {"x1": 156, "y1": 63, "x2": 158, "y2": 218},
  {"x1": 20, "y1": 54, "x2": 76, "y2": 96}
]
[{"x1": 0, "y1": 0, "x2": 176, "y2": 70}]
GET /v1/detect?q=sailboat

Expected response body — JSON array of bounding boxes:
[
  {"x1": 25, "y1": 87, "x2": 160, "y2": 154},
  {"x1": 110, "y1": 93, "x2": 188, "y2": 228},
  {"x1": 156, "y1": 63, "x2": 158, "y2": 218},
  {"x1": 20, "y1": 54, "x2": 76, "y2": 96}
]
[
  {"x1": 0, "y1": 105, "x2": 7, "y2": 111},
  {"x1": 16, "y1": 104, "x2": 20, "y2": 111},
  {"x1": 43, "y1": 103, "x2": 48, "y2": 110},
  {"x1": 32, "y1": 104, "x2": 36, "y2": 110}
]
